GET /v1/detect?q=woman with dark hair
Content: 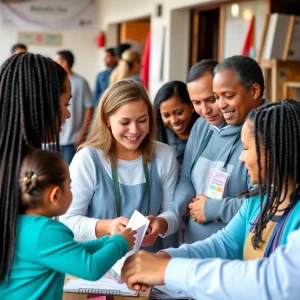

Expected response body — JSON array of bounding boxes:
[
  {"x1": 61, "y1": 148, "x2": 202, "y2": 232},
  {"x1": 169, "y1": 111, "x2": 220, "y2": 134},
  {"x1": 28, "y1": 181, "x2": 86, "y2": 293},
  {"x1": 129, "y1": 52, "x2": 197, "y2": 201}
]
[
  {"x1": 154, "y1": 80, "x2": 199, "y2": 165},
  {"x1": 0, "y1": 52, "x2": 71, "y2": 282}
]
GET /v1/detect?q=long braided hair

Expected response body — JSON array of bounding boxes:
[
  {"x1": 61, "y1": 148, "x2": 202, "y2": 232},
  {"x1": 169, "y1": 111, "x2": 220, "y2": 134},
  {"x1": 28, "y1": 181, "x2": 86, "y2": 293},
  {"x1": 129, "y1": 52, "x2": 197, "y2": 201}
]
[
  {"x1": 0, "y1": 53, "x2": 67, "y2": 280},
  {"x1": 246, "y1": 99, "x2": 300, "y2": 249}
]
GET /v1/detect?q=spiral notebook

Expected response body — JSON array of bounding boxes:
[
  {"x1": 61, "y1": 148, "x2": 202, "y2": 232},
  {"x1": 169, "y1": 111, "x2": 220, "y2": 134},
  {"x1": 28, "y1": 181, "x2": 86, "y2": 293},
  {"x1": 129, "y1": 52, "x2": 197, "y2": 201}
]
[{"x1": 63, "y1": 277, "x2": 138, "y2": 296}]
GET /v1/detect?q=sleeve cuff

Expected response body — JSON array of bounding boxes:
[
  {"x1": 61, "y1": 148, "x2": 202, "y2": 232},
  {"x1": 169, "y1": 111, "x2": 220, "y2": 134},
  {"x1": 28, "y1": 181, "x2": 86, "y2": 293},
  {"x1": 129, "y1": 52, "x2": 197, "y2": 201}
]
[
  {"x1": 204, "y1": 198, "x2": 221, "y2": 221},
  {"x1": 161, "y1": 246, "x2": 187, "y2": 258},
  {"x1": 164, "y1": 258, "x2": 194, "y2": 296},
  {"x1": 158, "y1": 212, "x2": 181, "y2": 238}
]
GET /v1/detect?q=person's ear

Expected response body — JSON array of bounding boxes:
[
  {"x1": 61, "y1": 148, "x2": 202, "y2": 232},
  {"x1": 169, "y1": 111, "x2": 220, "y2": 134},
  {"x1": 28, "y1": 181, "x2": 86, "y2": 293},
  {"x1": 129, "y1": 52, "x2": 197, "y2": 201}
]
[
  {"x1": 49, "y1": 186, "x2": 60, "y2": 205},
  {"x1": 251, "y1": 83, "x2": 261, "y2": 100}
]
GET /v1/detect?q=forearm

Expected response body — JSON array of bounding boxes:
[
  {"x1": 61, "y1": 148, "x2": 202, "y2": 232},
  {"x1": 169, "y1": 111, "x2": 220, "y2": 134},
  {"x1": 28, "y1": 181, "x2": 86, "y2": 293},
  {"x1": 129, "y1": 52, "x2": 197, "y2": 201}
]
[
  {"x1": 95, "y1": 219, "x2": 113, "y2": 237},
  {"x1": 204, "y1": 197, "x2": 245, "y2": 223},
  {"x1": 80, "y1": 235, "x2": 109, "y2": 253},
  {"x1": 80, "y1": 108, "x2": 93, "y2": 135}
]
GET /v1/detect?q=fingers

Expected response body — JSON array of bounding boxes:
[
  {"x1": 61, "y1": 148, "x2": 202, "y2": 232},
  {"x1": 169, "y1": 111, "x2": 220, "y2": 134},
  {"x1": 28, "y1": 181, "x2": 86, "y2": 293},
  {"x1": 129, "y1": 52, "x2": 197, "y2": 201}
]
[{"x1": 120, "y1": 217, "x2": 129, "y2": 225}]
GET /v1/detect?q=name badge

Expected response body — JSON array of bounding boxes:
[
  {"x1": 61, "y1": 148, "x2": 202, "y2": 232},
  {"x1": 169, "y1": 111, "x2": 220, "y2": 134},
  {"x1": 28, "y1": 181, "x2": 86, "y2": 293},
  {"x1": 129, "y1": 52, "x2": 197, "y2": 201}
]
[{"x1": 206, "y1": 169, "x2": 229, "y2": 199}]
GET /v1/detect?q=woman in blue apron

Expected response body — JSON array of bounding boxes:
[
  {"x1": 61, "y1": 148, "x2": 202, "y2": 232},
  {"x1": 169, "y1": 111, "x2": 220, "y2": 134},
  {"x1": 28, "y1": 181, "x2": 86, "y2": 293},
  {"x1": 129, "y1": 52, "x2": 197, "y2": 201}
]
[{"x1": 60, "y1": 79, "x2": 179, "y2": 252}]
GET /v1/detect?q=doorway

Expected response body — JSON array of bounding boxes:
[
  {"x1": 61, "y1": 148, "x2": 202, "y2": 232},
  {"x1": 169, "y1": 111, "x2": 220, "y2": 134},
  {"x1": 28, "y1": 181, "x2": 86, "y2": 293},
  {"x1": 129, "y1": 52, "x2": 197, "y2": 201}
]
[{"x1": 191, "y1": 7, "x2": 220, "y2": 66}]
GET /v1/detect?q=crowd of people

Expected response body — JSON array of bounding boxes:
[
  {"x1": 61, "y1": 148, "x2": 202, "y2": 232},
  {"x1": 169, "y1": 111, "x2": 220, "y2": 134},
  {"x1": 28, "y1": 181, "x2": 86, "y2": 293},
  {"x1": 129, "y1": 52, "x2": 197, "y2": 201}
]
[{"x1": 0, "y1": 42, "x2": 299, "y2": 300}]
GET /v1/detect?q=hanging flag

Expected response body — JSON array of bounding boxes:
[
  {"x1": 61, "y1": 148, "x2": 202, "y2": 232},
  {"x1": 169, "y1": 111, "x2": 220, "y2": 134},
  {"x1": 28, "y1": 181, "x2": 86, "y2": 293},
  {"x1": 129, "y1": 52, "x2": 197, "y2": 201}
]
[
  {"x1": 242, "y1": 16, "x2": 255, "y2": 58},
  {"x1": 140, "y1": 31, "x2": 150, "y2": 90}
]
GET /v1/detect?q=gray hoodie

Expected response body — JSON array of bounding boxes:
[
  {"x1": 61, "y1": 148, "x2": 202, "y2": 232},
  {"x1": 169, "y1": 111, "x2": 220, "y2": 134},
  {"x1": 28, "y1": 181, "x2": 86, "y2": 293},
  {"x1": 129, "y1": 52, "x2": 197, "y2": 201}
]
[{"x1": 171, "y1": 117, "x2": 254, "y2": 243}]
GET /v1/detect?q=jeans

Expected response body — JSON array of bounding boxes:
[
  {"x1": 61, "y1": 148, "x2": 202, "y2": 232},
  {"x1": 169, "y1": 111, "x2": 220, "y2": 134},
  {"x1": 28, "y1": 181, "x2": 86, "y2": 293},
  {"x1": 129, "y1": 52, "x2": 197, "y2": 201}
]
[{"x1": 61, "y1": 144, "x2": 76, "y2": 165}]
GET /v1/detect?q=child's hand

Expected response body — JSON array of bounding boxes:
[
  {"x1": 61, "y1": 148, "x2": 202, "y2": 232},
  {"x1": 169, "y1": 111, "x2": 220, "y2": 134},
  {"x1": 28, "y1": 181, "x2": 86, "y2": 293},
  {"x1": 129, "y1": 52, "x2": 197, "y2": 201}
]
[{"x1": 118, "y1": 228, "x2": 136, "y2": 251}]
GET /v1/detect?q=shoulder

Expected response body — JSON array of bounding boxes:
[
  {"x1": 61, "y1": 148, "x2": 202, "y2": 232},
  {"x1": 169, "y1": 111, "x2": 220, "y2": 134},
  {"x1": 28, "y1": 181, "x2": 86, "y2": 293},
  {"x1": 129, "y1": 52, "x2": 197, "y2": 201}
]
[
  {"x1": 70, "y1": 147, "x2": 100, "y2": 174},
  {"x1": 154, "y1": 141, "x2": 178, "y2": 169},
  {"x1": 190, "y1": 117, "x2": 210, "y2": 139},
  {"x1": 155, "y1": 141, "x2": 175, "y2": 157},
  {"x1": 243, "y1": 194, "x2": 262, "y2": 219},
  {"x1": 71, "y1": 73, "x2": 89, "y2": 86}
]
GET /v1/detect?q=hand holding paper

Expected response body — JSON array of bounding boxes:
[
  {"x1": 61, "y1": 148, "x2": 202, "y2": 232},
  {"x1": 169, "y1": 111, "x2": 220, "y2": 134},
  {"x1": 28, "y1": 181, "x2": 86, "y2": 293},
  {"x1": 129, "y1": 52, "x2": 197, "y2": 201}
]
[
  {"x1": 116, "y1": 228, "x2": 136, "y2": 251},
  {"x1": 108, "y1": 210, "x2": 150, "y2": 283}
]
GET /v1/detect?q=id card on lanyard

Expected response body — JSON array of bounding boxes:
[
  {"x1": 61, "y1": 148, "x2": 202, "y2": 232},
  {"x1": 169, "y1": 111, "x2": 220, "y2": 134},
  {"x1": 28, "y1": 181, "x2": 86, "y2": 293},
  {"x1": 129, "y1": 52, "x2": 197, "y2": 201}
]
[{"x1": 191, "y1": 130, "x2": 241, "y2": 200}]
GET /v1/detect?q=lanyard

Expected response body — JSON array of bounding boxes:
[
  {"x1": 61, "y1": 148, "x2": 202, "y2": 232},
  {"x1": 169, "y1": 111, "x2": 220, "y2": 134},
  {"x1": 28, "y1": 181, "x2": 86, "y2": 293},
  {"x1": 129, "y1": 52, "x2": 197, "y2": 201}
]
[
  {"x1": 191, "y1": 130, "x2": 241, "y2": 173},
  {"x1": 263, "y1": 206, "x2": 293, "y2": 257},
  {"x1": 111, "y1": 161, "x2": 150, "y2": 217}
]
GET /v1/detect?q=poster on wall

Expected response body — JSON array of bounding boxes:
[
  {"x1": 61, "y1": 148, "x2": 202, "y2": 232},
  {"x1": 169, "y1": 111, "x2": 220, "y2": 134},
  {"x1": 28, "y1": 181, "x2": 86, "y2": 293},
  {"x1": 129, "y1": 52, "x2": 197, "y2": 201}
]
[{"x1": 0, "y1": 0, "x2": 97, "y2": 30}]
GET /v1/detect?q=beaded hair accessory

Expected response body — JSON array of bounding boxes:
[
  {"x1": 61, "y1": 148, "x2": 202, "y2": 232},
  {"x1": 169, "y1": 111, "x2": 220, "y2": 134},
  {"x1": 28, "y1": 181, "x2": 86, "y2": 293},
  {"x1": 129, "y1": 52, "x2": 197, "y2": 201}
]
[{"x1": 23, "y1": 173, "x2": 37, "y2": 183}]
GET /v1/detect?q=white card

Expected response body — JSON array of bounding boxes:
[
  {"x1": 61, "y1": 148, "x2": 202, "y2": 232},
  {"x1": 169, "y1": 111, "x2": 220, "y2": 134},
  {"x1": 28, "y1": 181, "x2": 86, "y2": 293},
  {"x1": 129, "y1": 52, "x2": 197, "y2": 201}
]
[{"x1": 109, "y1": 210, "x2": 150, "y2": 282}]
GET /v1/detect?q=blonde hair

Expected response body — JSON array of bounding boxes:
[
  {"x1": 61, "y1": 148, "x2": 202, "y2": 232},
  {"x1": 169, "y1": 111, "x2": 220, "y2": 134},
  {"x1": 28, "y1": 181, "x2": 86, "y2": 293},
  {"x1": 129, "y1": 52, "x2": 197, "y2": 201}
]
[
  {"x1": 80, "y1": 80, "x2": 156, "y2": 166},
  {"x1": 110, "y1": 49, "x2": 141, "y2": 85}
]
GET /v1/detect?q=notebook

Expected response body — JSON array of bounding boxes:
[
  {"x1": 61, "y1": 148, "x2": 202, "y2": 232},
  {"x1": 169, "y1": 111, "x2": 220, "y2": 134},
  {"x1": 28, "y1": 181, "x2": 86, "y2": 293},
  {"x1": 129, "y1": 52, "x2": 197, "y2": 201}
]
[
  {"x1": 63, "y1": 277, "x2": 138, "y2": 296},
  {"x1": 108, "y1": 210, "x2": 150, "y2": 283}
]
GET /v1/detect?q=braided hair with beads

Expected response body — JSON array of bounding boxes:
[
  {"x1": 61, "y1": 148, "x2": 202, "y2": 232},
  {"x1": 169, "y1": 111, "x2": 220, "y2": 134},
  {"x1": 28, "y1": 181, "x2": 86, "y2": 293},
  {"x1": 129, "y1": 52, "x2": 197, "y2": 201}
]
[
  {"x1": 0, "y1": 52, "x2": 67, "y2": 280},
  {"x1": 246, "y1": 99, "x2": 300, "y2": 249}
]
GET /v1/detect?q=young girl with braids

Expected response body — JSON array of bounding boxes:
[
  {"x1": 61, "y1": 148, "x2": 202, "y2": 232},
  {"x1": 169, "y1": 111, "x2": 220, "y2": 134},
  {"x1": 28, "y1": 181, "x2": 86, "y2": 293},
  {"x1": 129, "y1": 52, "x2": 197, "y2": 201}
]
[
  {"x1": 0, "y1": 150, "x2": 135, "y2": 299},
  {"x1": 0, "y1": 52, "x2": 72, "y2": 284},
  {"x1": 121, "y1": 99, "x2": 300, "y2": 275}
]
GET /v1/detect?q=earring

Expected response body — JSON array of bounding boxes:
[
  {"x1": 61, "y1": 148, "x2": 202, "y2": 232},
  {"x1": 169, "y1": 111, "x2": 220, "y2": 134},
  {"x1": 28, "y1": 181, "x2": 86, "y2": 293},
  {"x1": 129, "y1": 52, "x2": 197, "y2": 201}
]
[{"x1": 108, "y1": 124, "x2": 111, "y2": 128}]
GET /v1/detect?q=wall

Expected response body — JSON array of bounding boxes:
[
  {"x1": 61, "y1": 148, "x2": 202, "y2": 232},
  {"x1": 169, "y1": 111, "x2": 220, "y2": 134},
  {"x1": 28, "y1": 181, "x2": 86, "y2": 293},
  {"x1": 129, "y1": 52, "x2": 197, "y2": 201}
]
[
  {"x1": 224, "y1": 0, "x2": 267, "y2": 58},
  {"x1": 0, "y1": 3, "x2": 100, "y2": 89},
  {"x1": 98, "y1": 0, "x2": 230, "y2": 99}
]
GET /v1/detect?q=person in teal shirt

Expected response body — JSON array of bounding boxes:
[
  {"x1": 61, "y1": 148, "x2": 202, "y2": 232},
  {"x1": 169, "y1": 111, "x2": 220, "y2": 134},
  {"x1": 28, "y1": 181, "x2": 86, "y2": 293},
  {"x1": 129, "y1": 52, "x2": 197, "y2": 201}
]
[
  {"x1": 121, "y1": 100, "x2": 300, "y2": 298},
  {"x1": 0, "y1": 150, "x2": 135, "y2": 300}
]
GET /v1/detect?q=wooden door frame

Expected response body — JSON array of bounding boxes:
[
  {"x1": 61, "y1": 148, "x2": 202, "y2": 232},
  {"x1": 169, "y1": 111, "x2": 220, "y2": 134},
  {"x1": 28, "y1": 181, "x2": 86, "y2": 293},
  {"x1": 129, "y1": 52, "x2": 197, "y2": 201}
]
[{"x1": 190, "y1": 0, "x2": 270, "y2": 65}]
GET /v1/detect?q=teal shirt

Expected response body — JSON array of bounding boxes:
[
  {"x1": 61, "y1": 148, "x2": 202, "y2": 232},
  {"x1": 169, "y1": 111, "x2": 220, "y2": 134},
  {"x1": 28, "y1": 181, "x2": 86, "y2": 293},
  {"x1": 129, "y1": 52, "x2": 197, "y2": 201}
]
[
  {"x1": 165, "y1": 195, "x2": 300, "y2": 260},
  {"x1": 0, "y1": 215, "x2": 129, "y2": 300}
]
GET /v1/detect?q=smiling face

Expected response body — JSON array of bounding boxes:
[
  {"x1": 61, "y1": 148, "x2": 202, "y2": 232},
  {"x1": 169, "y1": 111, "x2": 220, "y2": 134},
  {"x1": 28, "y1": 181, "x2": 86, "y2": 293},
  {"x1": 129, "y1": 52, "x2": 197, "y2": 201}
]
[
  {"x1": 59, "y1": 77, "x2": 72, "y2": 131},
  {"x1": 213, "y1": 71, "x2": 261, "y2": 125},
  {"x1": 239, "y1": 120, "x2": 265, "y2": 184},
  {"x1": 159, "y1": 96, "x2": 193, "y2": 139},
  {"x1": 187, "y1": 74, "x2": 224, "y2": 125},
  {"x1": 108, "y1": 99, "x2": 149, "y2": 154}
]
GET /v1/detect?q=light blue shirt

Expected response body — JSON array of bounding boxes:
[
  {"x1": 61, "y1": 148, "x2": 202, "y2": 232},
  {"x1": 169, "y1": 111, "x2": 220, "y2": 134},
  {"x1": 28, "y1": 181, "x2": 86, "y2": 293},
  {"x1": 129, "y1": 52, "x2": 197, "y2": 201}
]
[{"x1": 164, "y1": 229, "x2": 300, "y2": 300}]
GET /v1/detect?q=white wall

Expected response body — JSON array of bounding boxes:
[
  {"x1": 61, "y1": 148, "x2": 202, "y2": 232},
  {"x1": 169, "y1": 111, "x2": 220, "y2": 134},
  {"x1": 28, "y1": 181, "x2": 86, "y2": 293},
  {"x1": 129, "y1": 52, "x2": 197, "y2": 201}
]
[
  {"x1": 0, "y1": 3, "x2": 100, "y2": 89},
  {"x1": 98, "y1": 0, "x2": 230, "y2": 99},
  {"x1": 224, "y1": 0, "x2": 267, "y2": 58},
  {"x1": 0, "y1": 0, "x2": 267, "y2": 96}
]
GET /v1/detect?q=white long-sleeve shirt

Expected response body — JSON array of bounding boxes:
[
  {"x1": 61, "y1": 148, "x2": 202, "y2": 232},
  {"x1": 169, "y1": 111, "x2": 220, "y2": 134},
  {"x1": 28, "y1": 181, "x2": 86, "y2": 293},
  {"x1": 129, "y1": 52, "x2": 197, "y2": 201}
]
[
  {"x1": 164, "y1": 229, "x2": 300, "y2": 300},
  {"x1": 60, "y1": 142, "x2": 179, "y2": 241}
]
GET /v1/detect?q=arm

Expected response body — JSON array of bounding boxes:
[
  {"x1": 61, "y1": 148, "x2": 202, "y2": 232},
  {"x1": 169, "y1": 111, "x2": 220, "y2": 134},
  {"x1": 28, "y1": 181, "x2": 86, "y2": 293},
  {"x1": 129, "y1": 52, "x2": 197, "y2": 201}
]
[
  {"x1": 76, "y1": 82, "x2": 94, "y2": 145},
  {"x1": 37, "y1": 221, "x2": 129, "y2": 281},
  {"x1": 59, "y1": 148, "x2": 99, "y2": 241},
  {"x1": 80, "y1": 235, "x2": 109, "y2": 253},
  {"x1": 142, "y1": 145, "x2": 179, "y2": 245},
  {"x1": 163, "y1": 199, "x2": 248, "y2": 260},
  {"x1": 160, "y1": 130, "x2": 198, "y2": 237},
  {"x1": 93, "y1": 74, "x2": 101, "y2": 107},
  {"x1": 165, "y1": 230, "x2": 300, "y2": 300},
  {"x1": 156, "y1": 145, "x2": 180, "y2": 235},
  {"x1": 204, "y1": 173, "x2": 255, "y2": 223}
]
